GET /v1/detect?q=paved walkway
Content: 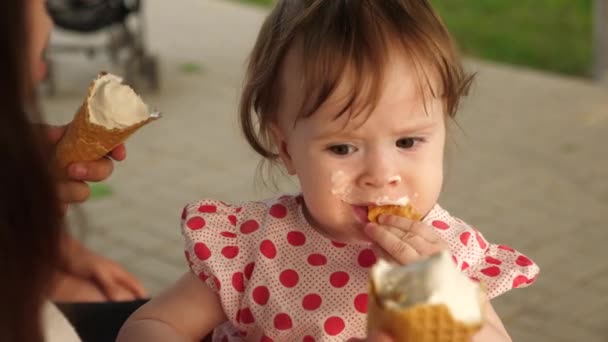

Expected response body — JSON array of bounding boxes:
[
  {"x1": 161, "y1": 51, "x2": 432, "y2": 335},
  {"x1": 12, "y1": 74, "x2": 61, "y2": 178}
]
[{"x1": 42, "y1": 0, "x2": 608, "y2": 340}]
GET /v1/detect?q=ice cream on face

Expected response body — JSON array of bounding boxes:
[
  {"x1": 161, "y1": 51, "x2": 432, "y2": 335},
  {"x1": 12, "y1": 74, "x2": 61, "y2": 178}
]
[
  {"x1": 373, "y1": 195, "x2": 410, "y2": 206},
  {"x1": 371, "y1": 251, "x2": 483, "y2": 324},
  {"x1": 331, "y1": 171, "x2": 411, "y2": 205},
  {"x1": 331, "y1": 170, "x2": 353, "y2": 200},
  {"x1": 88, "y1": 74, "x2": 150, "y2": 129}
]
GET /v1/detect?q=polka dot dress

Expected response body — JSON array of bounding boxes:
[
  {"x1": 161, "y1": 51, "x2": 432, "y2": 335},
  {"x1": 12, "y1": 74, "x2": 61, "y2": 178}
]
[{"x1": 181, "y1": 195, "x2": 539, "y2": 341}]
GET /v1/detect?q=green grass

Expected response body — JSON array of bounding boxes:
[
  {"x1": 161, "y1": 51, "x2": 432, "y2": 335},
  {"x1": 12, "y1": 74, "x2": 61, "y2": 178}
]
[
  {"x1": 432, "y1": 0, "x2": 593, "y2": 77},
  {"x1": 89, "y1": 183, "x2": 113, "y2": 199},
  {"x1": 235, "y1": 0, "x2": 593, "y2": 77}
]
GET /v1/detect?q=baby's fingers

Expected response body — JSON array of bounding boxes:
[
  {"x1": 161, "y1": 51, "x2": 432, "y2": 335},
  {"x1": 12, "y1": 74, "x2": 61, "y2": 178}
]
[
  {"x1": 364, "y1": 223, "x2": 420, "y2": 264},
  {"x1": 382, "y1": 224, "x2": 445, "y2": 257},
  {"x1": 377, "y1": 214, "x2": 442, "y2": 244}
]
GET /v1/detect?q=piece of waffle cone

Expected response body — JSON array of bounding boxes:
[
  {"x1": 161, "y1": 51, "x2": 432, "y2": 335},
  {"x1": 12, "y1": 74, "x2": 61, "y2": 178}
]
[
  {"x1": 368, "y1": 204, "x2": 422, "y2": 223},
  {"x1": 54, "y1": 73, "x2": 158, "y2": 169},
  {"x1": 368, "y1": 292, "x2": 481, "y2": 341}
]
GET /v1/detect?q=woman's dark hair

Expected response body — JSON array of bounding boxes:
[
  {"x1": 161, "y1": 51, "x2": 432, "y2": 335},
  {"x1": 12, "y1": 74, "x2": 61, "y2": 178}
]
[{"x1": 0, "y1": 1, "x2": 63, "y2": 342}]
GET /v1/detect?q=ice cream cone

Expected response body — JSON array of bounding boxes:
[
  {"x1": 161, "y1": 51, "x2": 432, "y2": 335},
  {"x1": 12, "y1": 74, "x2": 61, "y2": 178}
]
[
  {"x1": 368, "y1": 204, "x2": 422, "y2": 223},
  {"x1": 367, "y1": 252, "x2": 484, "y2": 341},
  {"x1": 54, "y1": 72, "x2": 158, "y2": 169},
  {"x1": 368, "y1": 294, "x2": 481, "y2": 341}
]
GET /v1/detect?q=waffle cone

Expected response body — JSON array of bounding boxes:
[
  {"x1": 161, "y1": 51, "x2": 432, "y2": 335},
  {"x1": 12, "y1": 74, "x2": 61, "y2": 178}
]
[
  {"x1": 368, "y1": 284, "x2": 482, "y2": 342},
  {"x1": 368, "y1": 204, "x2": 422, "y2": 223},
  {"x1": 54, "y1": 74, "x2": 156, "y2": 169}
]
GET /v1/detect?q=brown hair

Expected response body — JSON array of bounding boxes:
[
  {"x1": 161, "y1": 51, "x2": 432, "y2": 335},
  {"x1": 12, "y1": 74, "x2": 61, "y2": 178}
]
[
  {"x1": 0, "y1": 1, "x2": 63, "y2": 342},
  {"x1": 240, "y1": 0, "x2": 473, "y2": 170}
]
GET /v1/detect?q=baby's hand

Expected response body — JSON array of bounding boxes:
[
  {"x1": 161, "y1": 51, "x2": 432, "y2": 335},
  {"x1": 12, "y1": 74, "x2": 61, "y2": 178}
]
[{"x1": 363, "y1": 214, "x2": 447, "y2": 265}]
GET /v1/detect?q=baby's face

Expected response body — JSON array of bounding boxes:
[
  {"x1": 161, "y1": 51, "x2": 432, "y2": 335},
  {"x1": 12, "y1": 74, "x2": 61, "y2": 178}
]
[{"x1": 273, "y1": 47, "x2": 445, "y2": 244}]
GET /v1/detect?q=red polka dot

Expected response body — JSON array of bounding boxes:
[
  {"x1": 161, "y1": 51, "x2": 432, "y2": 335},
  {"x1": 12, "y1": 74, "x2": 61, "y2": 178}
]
[
  {"x1": 358, "y1": 249, "x2": 376, "y2": 268},
  {"x1": 516, "y1": 255, "x2": 533, "y2": 267},
  {"x1": 198, "y1": 204, "x2": 217, "y2": 213},
  {"x1": 498, "y1": 245, "x2": 515, "y2": 252},
  {"x1": 512, "y1": 275, "x2": 529, "y2": 288},
  {"x1": 220, "y1": 231, "x2": 237, "y2": 238},
  {"x1": 302, "y1": 294, "x2": 322, "y2": 311},
  {"x1": 354, "y1": 293, "x2": 368, "y2": 314},
  {"x1": 481, "y1": 266, "x2": 501, "y2": 277},
  {"x1": 475, "y1": 231, "x2": 488, "y2": 249},
  {"x1": 459, "y1": 232, "x2": 471, "y2": 246},
  {"x1": 324, "y1": 316, "x2": 345, "y2": 336},
  {"x1": 461, "y1": 261, "x2": 470, "y2": 271},
  {"x1": 332, "y1": 241, "x2": 347, "y2": 248},
  {"x1": 232, "y1": 272, "x2": 245, "y2": 292},
  {"x1": 274, "y1": 313, "x2": 293, "y2": 330},
  {"x1": 181, "y1": 207, "x2": 187, "y2": 219},
  {"x1": 260, "y1": 240, "x2": 277, "y2": 259},
  {"x1": 270, "y1": 204, "x2": 288, "y2": 218},
  {"x1": 279, "y1": 269, "x2": 299, "y2": 288},
  {"x1": 221, "y1": 246, "x2": 239, "y2": 259},
  {"x1": 240, "y1": 220, "x2": 260, "y2": 234},
  {"x1": 239, "y1": 308, "x2": 255, "y2": 324},
  {"x1": 330, "y1": 272, "x2": 350, "y2": 288},
  {"x1": 194, "y1": 243, "x2": 211, "y2": 261},
  {"x1": 244, "y1": 262, "x2": 255, "y2": 279},
  {"x1": 261, "y1": 336, "x2": 273, "y2": 342},
  {"x1": 228, "y1": 215, "x2": 237, "y2": 226},
  {"x1": 235, "y1": 207, "x2": 243, "y2": 213},
  {"x1": 469, "y1": 276, "x2": 480, "y2": 283},
  {"x1": 303, "y1": 336, "x2": 315, "y2": 342},
  {"x1": 432, "y1": 220, "x2": 450, "y2": 230},
  {"x1": 452, "y1": 255, "x2": 458, "y2": 265},
  {"x1": 287, "y1": 231, "x2": 306, "y2": 246},
  {"x1": 198, "y1": 271, "x2": 209, "y2": 282},
  {"x1": 186, "y1": 216, "x2": 205, "y2": 230},
  {"x1": 252, "y1": 286, "x2": 269, "y2": 305},
  {"x1": 485, "y1": 256, "x2": 502, "y2": 265},
  {"x1": 307, "y1": 254, "x2": 327, "y2": 266},
  {"x1": 213, "y1": 276, "x2": 221, "y2": 290}
]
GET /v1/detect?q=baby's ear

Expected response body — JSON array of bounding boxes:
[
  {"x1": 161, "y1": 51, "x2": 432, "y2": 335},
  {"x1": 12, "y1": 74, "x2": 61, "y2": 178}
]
[{"x1": 269, "y1": 123, "x2": 296, "y2": 175}]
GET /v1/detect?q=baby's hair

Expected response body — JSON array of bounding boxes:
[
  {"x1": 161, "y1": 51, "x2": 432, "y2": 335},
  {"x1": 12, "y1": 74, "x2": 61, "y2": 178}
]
[{"x1": 240, "y1": 0, "x2": 473, "y2": 187}]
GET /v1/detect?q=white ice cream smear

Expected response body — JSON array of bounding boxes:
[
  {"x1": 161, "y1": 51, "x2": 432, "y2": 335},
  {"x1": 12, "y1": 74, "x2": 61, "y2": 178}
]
[
  {"x1": 331, "y1": 170, "x2": 353, "y2": 199},
  {"x1": 373, "y1": 195, "x2": 410, "y2": 206},
  {"x1": 372, "y1": 251, "x2": 483, "y2": 324},
  {"x1": 88, "y1": 74, "x2": 150, "y2": 129}
]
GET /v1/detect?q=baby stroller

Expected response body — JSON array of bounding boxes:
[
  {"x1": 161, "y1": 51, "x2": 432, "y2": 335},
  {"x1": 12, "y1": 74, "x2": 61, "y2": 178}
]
[{"x1": 45, "y1": 0, "x2": 160, "y2": 94}]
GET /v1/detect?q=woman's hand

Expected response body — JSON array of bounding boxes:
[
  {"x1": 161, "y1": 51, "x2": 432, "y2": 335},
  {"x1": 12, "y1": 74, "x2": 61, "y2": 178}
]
[
  {"x1": 45, "y1": 124, "x2": 126, "y2": 212},
  {"x1": 363, "y1": 214, "x2": 448, "y2": 264},
  {"x1": 58, "y1": 236, "x2": 148, "y2": 301}
]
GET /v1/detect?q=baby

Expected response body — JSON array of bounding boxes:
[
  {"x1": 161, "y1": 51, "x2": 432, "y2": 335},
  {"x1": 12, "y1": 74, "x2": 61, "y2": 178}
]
[{"x1": 119, "y1": 1, "x2": 539, "y2": 341}]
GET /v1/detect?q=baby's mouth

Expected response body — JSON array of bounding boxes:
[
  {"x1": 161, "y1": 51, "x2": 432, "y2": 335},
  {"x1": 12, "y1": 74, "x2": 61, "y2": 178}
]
[{"x1": 352, "y1": 204, "x2": 371, "y2": 223}]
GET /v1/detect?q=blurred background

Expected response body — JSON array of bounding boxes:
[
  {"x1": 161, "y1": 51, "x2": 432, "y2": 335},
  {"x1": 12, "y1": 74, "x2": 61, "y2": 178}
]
[{"x1": 42, "y1": 0, "x2": 607, "y2": 341}]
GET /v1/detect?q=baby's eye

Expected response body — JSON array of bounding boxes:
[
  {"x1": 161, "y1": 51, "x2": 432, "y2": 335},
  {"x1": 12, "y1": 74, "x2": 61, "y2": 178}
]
[
  {"x1": 328, "y1": 144, "x2": 357, "y2": 155},
  {"x1": 396, "y1": 137, "x2": 422, "y2": 149}
]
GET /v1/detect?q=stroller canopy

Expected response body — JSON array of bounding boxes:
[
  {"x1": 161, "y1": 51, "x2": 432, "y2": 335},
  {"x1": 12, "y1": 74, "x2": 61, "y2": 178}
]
[{"x1": 47, "y1": 0, "x2": 140, "y2": 33}]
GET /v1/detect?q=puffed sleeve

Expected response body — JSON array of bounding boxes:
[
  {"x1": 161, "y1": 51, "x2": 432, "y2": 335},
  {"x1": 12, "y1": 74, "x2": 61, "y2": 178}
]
[
  {"x1": 181, "y1": 199, "x2": 249, "y2": 320},
  {"x1": 424, "y1": 205, "x2": 539, "y2": 299}
]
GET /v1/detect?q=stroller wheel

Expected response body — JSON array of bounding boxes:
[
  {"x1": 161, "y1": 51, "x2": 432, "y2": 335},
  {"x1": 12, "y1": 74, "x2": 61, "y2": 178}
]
[
  {"x1": 124, "y1": 53, "x2": 160, "y2": 92},
  {"x1": 141, "y1": 55, "x2": 160, "y2": 92}
]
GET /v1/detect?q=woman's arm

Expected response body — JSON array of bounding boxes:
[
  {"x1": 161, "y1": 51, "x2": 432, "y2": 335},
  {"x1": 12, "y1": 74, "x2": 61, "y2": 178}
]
[{"x1": 117, "y1": 271, "x2": 226, "y2": 341}]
